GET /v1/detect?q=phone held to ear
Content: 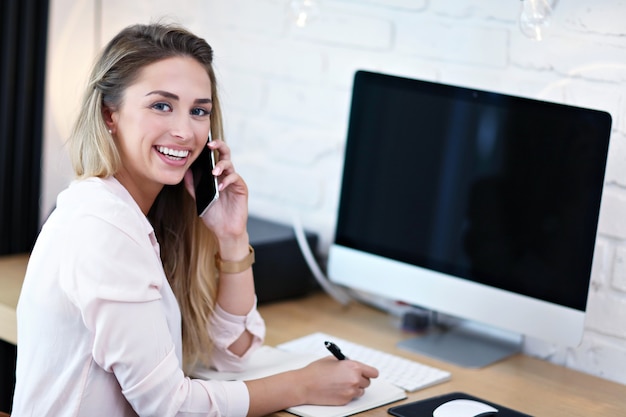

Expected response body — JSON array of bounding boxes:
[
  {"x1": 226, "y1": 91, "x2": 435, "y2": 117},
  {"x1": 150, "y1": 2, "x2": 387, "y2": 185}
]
[{"x1": 190, "y1": 134, "x2": 219, "y2": 217}]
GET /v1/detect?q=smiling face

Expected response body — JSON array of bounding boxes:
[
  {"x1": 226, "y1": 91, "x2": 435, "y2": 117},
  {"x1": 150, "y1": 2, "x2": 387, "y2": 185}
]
[{"x1": 105, "y1": 55, "x2": 212, "y2": 213}]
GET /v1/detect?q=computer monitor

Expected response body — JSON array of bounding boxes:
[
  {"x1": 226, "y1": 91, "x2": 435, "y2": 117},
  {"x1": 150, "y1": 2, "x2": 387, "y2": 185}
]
[{"x1": 327, "y1": 70, "x2": 612, "y2": 367}]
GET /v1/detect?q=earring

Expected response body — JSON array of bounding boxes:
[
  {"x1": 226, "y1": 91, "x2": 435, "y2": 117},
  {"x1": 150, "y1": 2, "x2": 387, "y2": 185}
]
[{"x1": 108, "y1": 129, "x2": 112, "y2": 134}]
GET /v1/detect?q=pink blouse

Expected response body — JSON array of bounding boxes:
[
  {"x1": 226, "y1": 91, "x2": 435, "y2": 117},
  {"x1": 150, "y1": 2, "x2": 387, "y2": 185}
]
[{"x1": 13, "y1": 177, "x2": 265, "y2": 417}]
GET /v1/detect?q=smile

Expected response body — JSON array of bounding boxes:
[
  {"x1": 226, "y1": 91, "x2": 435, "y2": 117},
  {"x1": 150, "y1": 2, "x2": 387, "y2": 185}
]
[{"x1": 156, "y1": 146, "x2": 190, "y2": 160}]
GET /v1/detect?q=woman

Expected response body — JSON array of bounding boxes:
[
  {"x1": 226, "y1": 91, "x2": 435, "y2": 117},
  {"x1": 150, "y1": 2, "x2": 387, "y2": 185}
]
[{"x1": 12, "y1": 23, "x2": 377, "y2": 417}]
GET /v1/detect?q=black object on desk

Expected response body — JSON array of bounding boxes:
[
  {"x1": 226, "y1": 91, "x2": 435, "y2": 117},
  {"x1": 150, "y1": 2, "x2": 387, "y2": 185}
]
[
  {"x1": 388, "y1": 392, "x2": 533, "y2": 417},
  {"x1": 248, "y1": 216, "x2": 319, "y2": 303}
]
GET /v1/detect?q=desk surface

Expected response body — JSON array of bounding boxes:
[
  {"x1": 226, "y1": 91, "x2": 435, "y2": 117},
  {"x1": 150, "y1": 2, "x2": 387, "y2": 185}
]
[
  {"x1": 2, "y1": 255, "x2": 625, "y2": 415},
  {"x1": 258, "y1": 292, "x2": 626, "y2": 417},
  {"x1": 0, "y1": 254, "x2": 28, "y2": 345}
]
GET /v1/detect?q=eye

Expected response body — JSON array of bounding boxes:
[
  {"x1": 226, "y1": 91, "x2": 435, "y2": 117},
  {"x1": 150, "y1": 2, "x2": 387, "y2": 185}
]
[
  {"x1": 152, "y1": 102, "x2": 172, "y2": 112},
  {"x1": 191, "y1": 107, "x2": 211, "y2": 117}
]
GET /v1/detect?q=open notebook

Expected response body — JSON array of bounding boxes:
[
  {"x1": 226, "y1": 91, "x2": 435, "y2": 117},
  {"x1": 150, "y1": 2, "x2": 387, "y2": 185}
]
[{"x1": 193, "y1": 345, "x2": 406, "y2": 417}]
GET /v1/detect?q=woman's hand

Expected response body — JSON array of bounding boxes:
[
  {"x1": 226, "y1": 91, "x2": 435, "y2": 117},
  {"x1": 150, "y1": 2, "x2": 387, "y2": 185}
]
[
  {"x1": 245, "y1": 357, "x2": 379, "y2": 416},
  {"x1": 185, "y1": 139, "x2": 248, "y2": 242},
  {"x1": 297, "y1": 357, "x2": 380, "y2": 405}
]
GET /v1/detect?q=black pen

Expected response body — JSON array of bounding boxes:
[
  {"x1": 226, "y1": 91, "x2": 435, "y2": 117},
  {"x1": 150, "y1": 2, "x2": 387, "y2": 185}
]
[{"x1": 325, "y1": 340, "x2": 347, "y2": 360}]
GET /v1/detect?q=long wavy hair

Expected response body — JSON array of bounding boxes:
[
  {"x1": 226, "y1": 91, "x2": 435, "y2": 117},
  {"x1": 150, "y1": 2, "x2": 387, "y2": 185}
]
[{"x1": 68, "y1": 22, "x2": 223, "y2": 373}]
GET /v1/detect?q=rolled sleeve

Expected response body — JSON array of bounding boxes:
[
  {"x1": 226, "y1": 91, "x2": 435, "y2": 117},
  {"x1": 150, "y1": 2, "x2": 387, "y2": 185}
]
[
  {"x1": 195, "y1": 380, "x2": 249, "y2": 417},
  {"x1": 207, "y1": 300, "x2": 266, "y2": 372},
  {"x1": 121, "y1": 346, "x2": 250, "y2": 417}
]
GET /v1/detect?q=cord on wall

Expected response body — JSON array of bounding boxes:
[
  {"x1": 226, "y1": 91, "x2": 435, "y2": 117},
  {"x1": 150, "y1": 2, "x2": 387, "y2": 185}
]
[
  {"x1": 290, "y1": 214, "x2": 432, "y2": 328},
  {"x1": 291, "y1": 214, "x2": 352, "y2": 306}
]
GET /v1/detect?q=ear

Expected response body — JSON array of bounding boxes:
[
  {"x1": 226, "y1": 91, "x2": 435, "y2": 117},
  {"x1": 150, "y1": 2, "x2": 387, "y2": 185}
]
[{"x1": 102, "y1": 106, "x2": 117, "y2": 134}]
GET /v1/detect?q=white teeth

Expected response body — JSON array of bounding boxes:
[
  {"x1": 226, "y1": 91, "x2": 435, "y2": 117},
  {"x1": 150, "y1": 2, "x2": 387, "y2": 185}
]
[{"x1": 157, "y1": 146, "x2": 190, "y2": 159}]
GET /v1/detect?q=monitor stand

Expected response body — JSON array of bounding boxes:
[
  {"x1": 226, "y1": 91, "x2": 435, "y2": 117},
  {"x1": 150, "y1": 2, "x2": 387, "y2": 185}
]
[{"x1": 397, "y1": 319, "x2": 523, "y2": 368}]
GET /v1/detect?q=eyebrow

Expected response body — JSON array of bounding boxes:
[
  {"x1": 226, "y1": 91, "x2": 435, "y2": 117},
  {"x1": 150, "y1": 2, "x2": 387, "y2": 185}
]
[{"x1": 146, "y1": 90, "x2": 212, "y2": 104}]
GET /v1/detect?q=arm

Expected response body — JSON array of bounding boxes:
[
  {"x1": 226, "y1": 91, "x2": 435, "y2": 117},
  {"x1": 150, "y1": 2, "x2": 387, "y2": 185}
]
[
  {"x1": 206, "y1": 301, "x2": 265, "y2": 372},
  {"x1": 64, "y1": 208, "x2": 250, "y2": 417},
  {"x1": 190, "y1": 140, "x2": 381, "y2": 414},
  {"x1": 90, "y1": 299, "x2": 250, "y2": 416},
  {"x1": 195, "y1": 139, "x2": 259, "y2": 355},
  {"x1": 214, "y1": 233, "x2": 258, "y2": 356},
  {"x1": 245, "y1": 357, "x2": 379, "y2": 417}
]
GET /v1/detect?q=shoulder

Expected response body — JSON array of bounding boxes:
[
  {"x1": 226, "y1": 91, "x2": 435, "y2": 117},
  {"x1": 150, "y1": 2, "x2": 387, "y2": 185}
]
[
  {"x1": 54, "y1": 177, "x2": 164, "y2": 303},
  {"x1": 58, "y1": 177, "x2": 150, "y2": 237}
]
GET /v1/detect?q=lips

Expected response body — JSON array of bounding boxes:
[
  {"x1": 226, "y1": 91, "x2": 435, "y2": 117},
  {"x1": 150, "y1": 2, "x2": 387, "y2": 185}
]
[{"x1": 155, "y1": 145, "x2": 190, "y2": 160}]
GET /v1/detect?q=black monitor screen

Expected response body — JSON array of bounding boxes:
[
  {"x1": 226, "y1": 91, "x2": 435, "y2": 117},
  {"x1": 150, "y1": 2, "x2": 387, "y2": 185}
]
[{"x1": 335, "y1": 71, "x2": 612, "y2": 311}]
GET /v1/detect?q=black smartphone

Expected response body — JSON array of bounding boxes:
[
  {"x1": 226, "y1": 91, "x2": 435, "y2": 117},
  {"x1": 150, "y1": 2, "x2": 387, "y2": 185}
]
[{"x1": 190, "y1": 134, "x2": 219, "y2": 216}]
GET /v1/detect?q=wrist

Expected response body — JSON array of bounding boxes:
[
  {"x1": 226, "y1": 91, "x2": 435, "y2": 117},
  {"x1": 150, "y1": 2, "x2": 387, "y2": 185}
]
[
  {"x1": 216, "y1": 232, "x2": 250, "y2": 261},
  {"x1": 215, "y1": 244, "x2": 255, "y2": 274},
  {"x1": 288, "y1": 369, "x2": 309, "y2": 406}
]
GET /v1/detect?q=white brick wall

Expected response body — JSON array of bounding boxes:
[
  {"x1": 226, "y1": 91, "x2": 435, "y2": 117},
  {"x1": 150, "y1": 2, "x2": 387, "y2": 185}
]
[{"x1": 43, "y1": 0, "x2": 626, "y2": 385}]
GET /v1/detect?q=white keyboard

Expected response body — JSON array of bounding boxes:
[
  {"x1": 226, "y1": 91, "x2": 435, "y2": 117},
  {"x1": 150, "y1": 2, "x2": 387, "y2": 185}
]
[{"x1": 276, "y1": 332, "x2": 451, "y2": 392}]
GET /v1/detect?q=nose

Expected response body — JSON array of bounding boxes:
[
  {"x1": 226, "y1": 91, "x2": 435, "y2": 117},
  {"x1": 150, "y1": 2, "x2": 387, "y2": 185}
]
[{"x1": 170, "y1": 113, "x2": 194, "y2": 142}]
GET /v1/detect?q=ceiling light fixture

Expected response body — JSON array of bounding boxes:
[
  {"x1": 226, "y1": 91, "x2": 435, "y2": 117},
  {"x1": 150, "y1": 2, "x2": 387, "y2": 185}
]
[{"x1": 519, "y1": 0, "x2": 553, "y2": 41}]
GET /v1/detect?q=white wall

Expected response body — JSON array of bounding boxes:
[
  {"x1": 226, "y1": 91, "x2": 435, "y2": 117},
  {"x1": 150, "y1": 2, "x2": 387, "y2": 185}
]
[{"x1": 43, "y1": 0, "x2": 626, "y2": 385}]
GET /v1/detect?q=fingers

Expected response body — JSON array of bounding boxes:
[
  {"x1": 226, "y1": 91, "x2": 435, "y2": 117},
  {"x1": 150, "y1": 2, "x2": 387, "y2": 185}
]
[
  {"x1": 339, "y1": 358, "x2": 378, "y2": 379},
  {"x1": 300, "y1": 358, "x2": 379, "y2": 406},
  {"x1": 211, "y1": 158, "x2": 232, "y2": 177},
  {"x1": 343, "y1": 360, "x2": 378, "y2": 398},
  {"x1": 360, "y1": 362, "x2": 379, "y2": 379},
  {"x1": 217, "y1": 171, "x2": 246, "y2": 193},
  {"x1": 208, "y1": 138, "x2": 231, "y2": 164},
  {"x1": 208, "y1": 139, "x2": 238, "y2": 189}
]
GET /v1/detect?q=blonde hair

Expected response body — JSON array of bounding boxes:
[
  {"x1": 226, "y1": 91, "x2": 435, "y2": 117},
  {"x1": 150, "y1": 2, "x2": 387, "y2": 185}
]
[{"x1": 68, "y1": 23, "x2": 224, "y2": 373}]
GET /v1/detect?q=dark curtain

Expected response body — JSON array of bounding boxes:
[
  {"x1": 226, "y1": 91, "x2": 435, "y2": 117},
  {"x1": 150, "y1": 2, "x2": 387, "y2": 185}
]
[
  {"x1": 1, "y1": 0, "x2": 49, "y2": 255},
  {"x1": 0, "y1": 0, "x2": 49, "y2": 412}
]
